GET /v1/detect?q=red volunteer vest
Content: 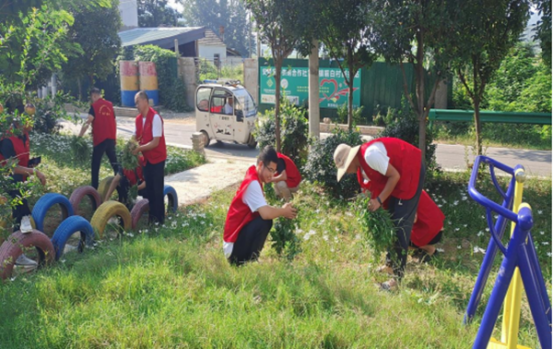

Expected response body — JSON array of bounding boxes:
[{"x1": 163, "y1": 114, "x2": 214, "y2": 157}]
[
  {"x1": 0, "y1": 132, "x2": 31, "y2": 181},
  {"x1": 91, "y1": 98, "x2": 116, "y2": 146},
  {"x1": 411, "y1": 190, "x2": 445, "y2": 247},
  {"x1": 223, "y1": 165, "x2": 262, "y2": 243},
  {"x1": 357, "y1": 137, "x2": 421, "y2": 200},
  {"x1": 135, "y1": 107, "x2": 167, "y2": 164},
  {"x1": 356, "y1": 173, "x2": 443, "y2": 247},
  {"x1": 123, "y1": 156, "x2": 146, "y2": 186},
  {"x1": 276, "y1": 153, "x2": 302, "y2": 188}
]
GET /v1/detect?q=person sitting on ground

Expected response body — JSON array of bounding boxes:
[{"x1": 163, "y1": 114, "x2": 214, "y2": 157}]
[
  {"x1": 0, "y1": 119, "x2": 46, "y2": 231},
  {"x1": 271, "y1": 152, "x2": 302, "y2": 201},
  {"x1": 223, "y1": 145, "x2": 297, "y2": 266},
  {"x1": 103, "y1": 156, "x2": 147, "y2": 207},
  {"x1": 224, "y1": 97, "x2": 233, "y2": 115}
]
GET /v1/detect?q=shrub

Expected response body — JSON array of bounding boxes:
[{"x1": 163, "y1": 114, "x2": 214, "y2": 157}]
[
  {"x1": 337, "y1": 103, "x2": 364, "y2": 125},
  {"x1": 255, "y1": 98, "x2": 309, "y2": 168},
  {"x1": 303, "y1": 128, "x2": 363, "y2": 198}
]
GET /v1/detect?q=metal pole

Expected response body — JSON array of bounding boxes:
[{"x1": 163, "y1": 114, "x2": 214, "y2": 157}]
[{"x1": 308, "y1": 39, "x2": 320, "y2": 139}]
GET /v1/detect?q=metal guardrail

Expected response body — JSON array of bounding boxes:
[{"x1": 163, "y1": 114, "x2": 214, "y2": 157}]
[{"x1": 428, "y1": 109, "x2": 552, "y2": 125}]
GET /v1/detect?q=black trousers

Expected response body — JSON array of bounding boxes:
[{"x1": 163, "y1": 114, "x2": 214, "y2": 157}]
[
  {"x1": 118, "y1": 177, "x2": 147, "y2": 209},
  {"x1": 386, "y1": 160, "x2": 426, "y2": 279},
  {"x1": 229, "y1": 216, "x2": 273, "y2": 266},
  {"x1": 144, "y1": 160, "x2": 165, "y2": 225},
  {"x1": 91, "y1": 139, "x2": 119, "y2": 190}
]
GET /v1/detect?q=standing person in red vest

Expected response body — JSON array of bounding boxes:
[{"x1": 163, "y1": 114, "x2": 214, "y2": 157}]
[
  {"x1": 334, "y1": 137, "x2": 425, "y2": 291},
  {"x1": 271, "y1": 152, "x2": 302, "y2": 201},
  {"x1": 132, "y1": 90, "x2": 166, "y2": 225},
  {"x1": 78, "y1": 88, "x2": 118, "y2": 189},
  {"x1": 0, "y1": 120, "x2": 46, "y2": 230},
  {"x1": 224, "y1": 146, "x2": 297, "y2": 265}
]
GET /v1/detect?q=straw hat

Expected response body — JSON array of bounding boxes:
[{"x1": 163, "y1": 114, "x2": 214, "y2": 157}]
[{"x1": 333, "y1": 143, "x2": 361, "y2": 182}]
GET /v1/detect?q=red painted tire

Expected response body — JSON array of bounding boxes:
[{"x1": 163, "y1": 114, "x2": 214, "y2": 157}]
[
  {"x1": 69, "y1": 186, "x2": 102, "y2": 216},
  {"x1": 0, "y1": 230, "x2": 55, "y2": 280},
  {"x1": 131, "y1": 199, "x2": 149, "y2": 230}
]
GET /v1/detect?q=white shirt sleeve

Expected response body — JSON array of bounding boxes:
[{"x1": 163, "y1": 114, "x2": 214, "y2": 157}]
[
  {"x1": 364, "y1": 142, "x2": 390, "y2": 176},
  {"x1": 152, "y1": 114, "x2": 162, "y2": 137},
  {"x1": 243, "y1": 181, "x2": 267, "y2": 212}
]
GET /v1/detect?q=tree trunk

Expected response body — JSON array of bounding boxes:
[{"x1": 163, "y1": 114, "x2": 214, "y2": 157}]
[
  {"x1": 274, "y1": 58, "x2": 282, "y2": 153},
  {"x1": 308, "y1": 39, "x2": 320, "y2": 139},
  {"x1": 77, "y1": 77, "x2": 82, "y2": 101},
  {"x1": 348, "y1": 71, "x2": 354, "y2": 131},
  {"x1": 416, "y1": 29, "x2": 426, "y2": 161}
]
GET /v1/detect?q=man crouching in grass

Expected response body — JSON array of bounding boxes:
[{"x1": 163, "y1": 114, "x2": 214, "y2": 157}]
[{"x1": 223, "y1": 145, "x2": 297, "y2": 266}]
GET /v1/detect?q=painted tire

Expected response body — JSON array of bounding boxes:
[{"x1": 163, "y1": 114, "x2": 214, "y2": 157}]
[
  {"x1": 51, "y1": 216, "x2": 95, "y2": 261},
  {"x1": 97, "y1": 176, "x2": 115, "y2": 202},
  {"x1": 32, "y1": 193, "x2": 74, "y2": 233},
  {"x1": 69, "y1": 186, "x2": 102, "y2": 216},
  {"x1": 130, "y1": 199, "x2": 149, "y2": 230},
  {"x1": 164, "y1": 185, "x2": 178, "y2": 213},
  {"x1": 90, "y1": 201, "x2": 131, "y2": 239},
  {"x1": 0, "y1": 230, "x2": 55, "y2": 280}
]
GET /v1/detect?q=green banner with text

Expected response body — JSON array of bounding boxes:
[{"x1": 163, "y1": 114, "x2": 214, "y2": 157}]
[{"x1": 259, "y1": 66, "x2": 361, "y2": 109}]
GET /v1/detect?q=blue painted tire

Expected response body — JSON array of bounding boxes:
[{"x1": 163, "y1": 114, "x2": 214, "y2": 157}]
[
  {"x1": 51, "y1": 216, "x2": 94, "y2": 261},
  {"x1": 164, "y1": 185, "x2": 178, "y2": 213},
  {"x1": 32, "y1": 193, "x2": 74, "y2": 233}
]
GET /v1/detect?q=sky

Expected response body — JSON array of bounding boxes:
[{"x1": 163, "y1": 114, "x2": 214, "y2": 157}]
[{"x1": 167, "y1": 0, "x2": 184, "y2": 12}]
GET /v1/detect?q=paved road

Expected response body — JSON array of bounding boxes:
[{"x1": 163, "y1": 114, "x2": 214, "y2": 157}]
[{"x1": 61, "y1": 116, "x2": 552, "y2": 177}]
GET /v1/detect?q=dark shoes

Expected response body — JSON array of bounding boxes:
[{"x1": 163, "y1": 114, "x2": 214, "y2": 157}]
[{"x1": 419, "y1": 249, "x2": 440, "y2": 264}]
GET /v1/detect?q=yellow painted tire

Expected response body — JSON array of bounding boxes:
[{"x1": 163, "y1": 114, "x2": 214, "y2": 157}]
[
  {"x1": 97, "y1": 176, "x2": 114, "y2": 202},
  {"x1": 90, "y1": 201, "x2": 131, "y2": 239}
]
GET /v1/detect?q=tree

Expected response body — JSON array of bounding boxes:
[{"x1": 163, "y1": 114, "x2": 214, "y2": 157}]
[
  {"x1": 533, "y1": 0, "x2": 552, "y2": 67},
  {"x1": 62, "y1": 0, "x2": 122, "y2": 99},
  {"x1": 138, "y1": 0, "x2": 182, "y2": 27},
  {"x1": 181, "y1": 0, "x2": 254, "y2": 57},
  {"x1": 0, "y1": 0, "x2": 110, "y2": 24},
  {"x1": 450, "y1": 0, "x2": 529, "y2": 155},
  {"x1": 369, "y1": 0, "x2": 453, "y2": 161},
  {"x1": 320, "y1": 0, "x2": 375, "y2": 130},
  {"x1": 246, "y1": 0, "x2": 301, "y2": 152}
]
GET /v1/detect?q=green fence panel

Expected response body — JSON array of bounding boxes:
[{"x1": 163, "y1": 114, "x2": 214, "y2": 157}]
[{"x1": 428, "y1": 109, "x2": 552, "y2": 125}]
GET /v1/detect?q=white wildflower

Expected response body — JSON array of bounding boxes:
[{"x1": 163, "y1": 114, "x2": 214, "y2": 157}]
[{"x1": 473, "y1": 246, "x2": 486, "y2": 254}]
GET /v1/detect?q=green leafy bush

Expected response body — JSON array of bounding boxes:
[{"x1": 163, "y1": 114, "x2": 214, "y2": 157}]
[
  {"x1": 255, "y1": 98, "x2": 309, "y2": 168},
  {"x1": 354, "y1": 194, "x2": 396, "y2": 263},
  {"x1": 70, "y1": 135, "x2": 91, "y2": 166},
  {"x1": 303, "y1": 128, "x2": 363, "y2": 198},
  {"x1": 336, "y1": 103, "x2": 364, "y2": 126}
]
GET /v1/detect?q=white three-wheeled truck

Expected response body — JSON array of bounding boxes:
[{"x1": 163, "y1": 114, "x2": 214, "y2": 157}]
[{"x1": 195, "y1": 80, "x2": 258, "y2": 148}]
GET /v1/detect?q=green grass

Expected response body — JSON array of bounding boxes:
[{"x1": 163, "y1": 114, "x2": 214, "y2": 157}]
[
  {"x1": 0, "y1": 169, "x2": 550, "y2": 348},
  {"x1": 434, "y1": 122, "x2": 552, "y2": 150}
]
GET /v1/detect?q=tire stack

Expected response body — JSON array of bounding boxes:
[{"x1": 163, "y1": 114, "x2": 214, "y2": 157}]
[{"x1": 0, "y1": 181, "x2": 179, "y2": 281}]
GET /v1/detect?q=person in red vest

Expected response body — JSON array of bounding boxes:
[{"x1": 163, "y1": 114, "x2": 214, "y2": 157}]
[
  {"x1": 357, "y1": 171, "x2": 444, "y2": 264},
  {"x1": 271, "y1": 152, "x2": 302, "y2": 201},
  {"x1": 334, "y1": 137, "x2": 425, "y2": 291},
  {"x1": 410, "y1": 190, "x2": 444, "y2": 262},
  {"x1": 224, "y1": 145, "x2": 297, "y2": 265},
  {"x1": 0, "y1": 120, "x2": 46, "y2": 230},
  {"x1": 78, "y1": 87, "x2": 118, "y2": 190},
  {"x1": 103, "y1": 156, "x2": 147, "y2": 207},
  {"x1": 132, "y1": 90, "x2": 167, "y2": 224}
]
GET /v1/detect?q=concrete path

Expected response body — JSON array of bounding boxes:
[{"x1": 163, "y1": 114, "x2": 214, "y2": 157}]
[{"x1": 165, "y1": 158, "x2": 251, "y2": 206}]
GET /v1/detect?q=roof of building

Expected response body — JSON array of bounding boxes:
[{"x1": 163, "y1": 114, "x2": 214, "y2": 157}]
[
  {"x1": 198, "y1": 29, "x2": 226, "y2": 47},
  {"x1": 118, "y1": 27, "x2": 206, "y2": 48}
]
